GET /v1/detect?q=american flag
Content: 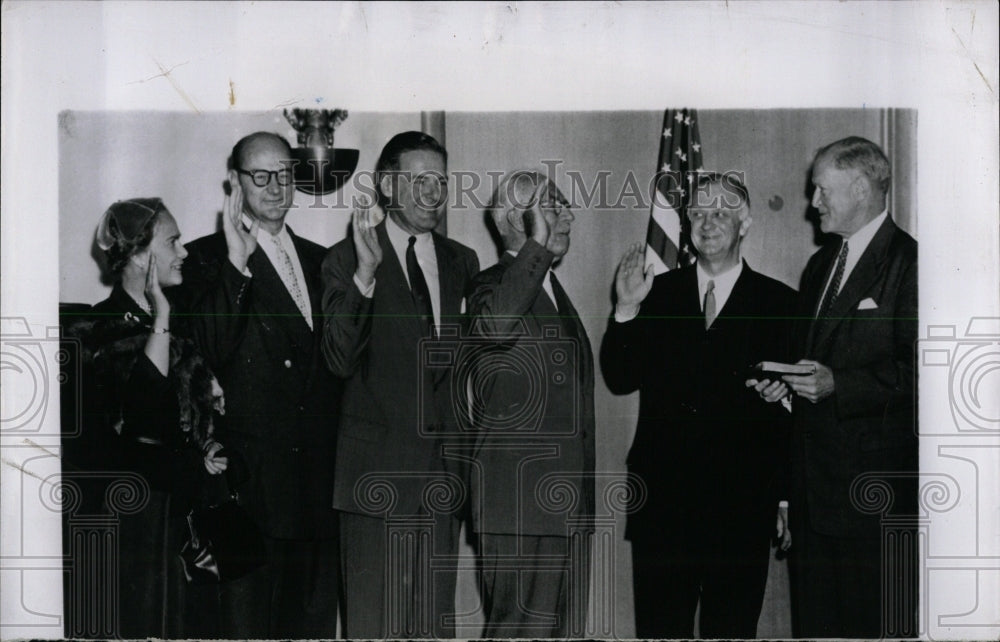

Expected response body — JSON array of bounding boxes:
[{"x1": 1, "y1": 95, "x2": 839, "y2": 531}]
[{"x1": 646, "y1": 108, "x2": 704, "y2": 274}]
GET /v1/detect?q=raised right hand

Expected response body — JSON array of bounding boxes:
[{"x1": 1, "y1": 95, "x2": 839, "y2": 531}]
[
  {"x1": 615, "y1": 243, "x2": 654, "y2": 313},
  {"x1": 144, "y1": 253, "x2": 170, "y2": 323},
  {"x1": 524, "y1": 181, "x2": 551, "y2": 248},
  {"x1": 353, "y1": 199, "x2": 383, "y2": 288},
  {"x1": 222, "y1": 180, "x2": 258, "y2": 272}
]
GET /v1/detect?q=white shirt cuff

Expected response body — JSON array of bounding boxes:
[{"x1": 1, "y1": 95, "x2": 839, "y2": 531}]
[
  {"x1": 228, "y1": 258, "x2": 252, "y2": 278},
  {"x1": 614, "y1": 306, "x2": 640, "y2": 323},
  {"x1": 778, "y1": 500, "x2": 789, "y2": 508},
  {"x1": 353, "y1": 272, "x2": 375, "y2": 298}
]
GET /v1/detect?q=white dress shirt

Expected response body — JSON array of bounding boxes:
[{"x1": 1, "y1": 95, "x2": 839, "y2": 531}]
[
  {"x1": 696, "y1": 259, "x2": 743, "y2": 315},
  {"x1": 816, "y1": 210, "x2": 888, "y2": 312},
  {"x1": 379, "y1": 215, "x2": 441, "y2": 327},
  {"x1": 256, "y1": 225, "x2": 313, "y2": 328}
]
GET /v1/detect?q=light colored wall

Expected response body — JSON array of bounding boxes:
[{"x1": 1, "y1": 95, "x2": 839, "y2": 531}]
[
  {"x1": 58, "y1": 110, "x2": 421, "y2": 303},
  {"x1": 698, "y1": 109, "x2": 917, "y2": 290}
]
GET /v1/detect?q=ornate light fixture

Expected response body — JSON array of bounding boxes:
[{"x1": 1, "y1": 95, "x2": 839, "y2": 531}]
[{"x1": 283, "y1": 108, "x2": 360, "y2": 195}]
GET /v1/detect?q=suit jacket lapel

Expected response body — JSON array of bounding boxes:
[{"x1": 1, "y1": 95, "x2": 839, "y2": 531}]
[
  {"x1": 288, "y1": 227, "x2": 322, "y2": 323},
  {"x1": 710, "y1": 260, "x2": 755, "y2": 329},
  {"x1": 433, "y1": 232, "x2": 462, "y2": 327},
  {"x1": 678, "y1": 267, "x2": 703, "y2": 325},
  {"x1": 286, "y1": 228, "x2": 328, "y2": 379},
  {"x1": 247, "y1": 247, "x2": 301, "y2": 325},
  {"x1": 247, "y1": 233, "x2": 314, "y2": 362},
  {"x1": 811, "y1": 217, "x2": 898, "y2": 351},
  {"x1": 799, "y1": 242, "x2": 837, "y2": 352},
  {"x1": 549, "y1": 272, "x2": 592, "y2": 377},
  {"x1": 548, "y1": 272, "x2": 594, "y2": 439}
]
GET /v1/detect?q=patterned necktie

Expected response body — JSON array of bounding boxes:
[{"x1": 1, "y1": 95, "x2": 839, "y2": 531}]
[
  {"x1": 271, "y1": 235, "x2": 312, "y2": 329},
  {"x1": 817, "y1": 240, "x2": 849, "y2": 318},
  {"x1": 406, "y1": 236, "x2": 435, "y2": 337},
  {"x1": 704, "y1": 279, "x2": 717, "y2": 329}
]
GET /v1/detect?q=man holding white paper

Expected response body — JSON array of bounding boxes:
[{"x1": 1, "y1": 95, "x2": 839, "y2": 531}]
[
  {"x1": 766, "y1": 136, "x2": 918, "y2": 638},
  {"x1": 601, "y1": 172, "x2": 795, "y2": 638}
]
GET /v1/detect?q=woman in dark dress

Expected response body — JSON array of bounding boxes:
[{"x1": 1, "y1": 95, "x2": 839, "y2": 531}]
[{"x1": 74, "y1": 198, "x2": 227, "y2": 637}]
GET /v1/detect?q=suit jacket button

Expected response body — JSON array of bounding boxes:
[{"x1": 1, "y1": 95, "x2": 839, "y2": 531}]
[{"x1": 284, "y1": 359, "x2": 292, "y2": 368}]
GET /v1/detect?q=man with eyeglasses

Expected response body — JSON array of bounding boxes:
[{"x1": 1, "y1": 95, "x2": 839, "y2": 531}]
[
  {"x1": 321, "y1": 131, "x2": 479, "y2": 638},
  {"x1": 176, "y1": 131, "x2": 340, "y2": 638},
  {"x1": 600, "y1": 172, "x2": 795, "y2": 638}
]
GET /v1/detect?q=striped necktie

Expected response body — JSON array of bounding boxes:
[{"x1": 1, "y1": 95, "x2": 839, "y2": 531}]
[
  {"x1": 704, "y1": 279, "x2": 717, "y2": 329},
  {"x1": 270, "y1": 235, "x2": 312, "y2": 329},
  {"x1": 817, "y1": 240, "x2": 849, "y2": 318}
]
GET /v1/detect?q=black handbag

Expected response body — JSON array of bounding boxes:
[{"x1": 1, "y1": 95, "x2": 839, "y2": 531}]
[{"x1": 180, "y1": 492, "x2": 267, "y2": 584}]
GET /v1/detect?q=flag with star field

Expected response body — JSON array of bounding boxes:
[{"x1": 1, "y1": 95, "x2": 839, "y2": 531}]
[{"x1": 645, "y1": 108, "x2": 704, "y2": 274}]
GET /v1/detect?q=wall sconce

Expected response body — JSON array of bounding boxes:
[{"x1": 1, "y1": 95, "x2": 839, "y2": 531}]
[{"x1": 284, "y1": 108, "x2": 360, "y2": 195}]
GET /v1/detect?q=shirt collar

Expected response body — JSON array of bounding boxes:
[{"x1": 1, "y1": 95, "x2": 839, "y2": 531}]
[
  {"x1": 386, "y1": 213, "x2": 432, "y2": 252},
  {"x1": 696, "y1": 258, "x2": 743, "y2": 291},
  {"x1": 261, "y1": 223, "x2": 292, "y2": 249},
  {"x1": 845, "y1": 209, "x2": 888, "y2": 253},
  {"x1": 695, "y1": 258, "x2": 743, "y2": 313}
]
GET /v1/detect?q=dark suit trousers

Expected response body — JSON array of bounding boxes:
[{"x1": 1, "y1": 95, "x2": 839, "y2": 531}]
[
  {"x1": 219, "y1": 535, "x2": 339, "y2": 639},
  {"x1": 340, "y1": 510, "x2": 459, "y2": 639},
  {"x1": 792, "y1": 521, "x2": 916, "y2": 638},
  {"x1": 479, "y1": 533, "x2": 591, "y2": 638},
  {"x1": 631, "y1": 519, "x2": 771, "y2": 639}
]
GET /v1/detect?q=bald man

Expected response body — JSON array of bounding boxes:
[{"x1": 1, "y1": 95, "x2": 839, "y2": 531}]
[{"x1": 178, "y1": 132, "x2": 340, "y2": 638}]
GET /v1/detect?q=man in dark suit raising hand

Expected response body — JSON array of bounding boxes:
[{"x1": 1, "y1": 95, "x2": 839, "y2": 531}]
[
  {"x1": 466, "y1": 170, "x2": 596, "y2": 638},
  {"x1": 321, "y1": 131, "x2": 479, "y2": 639},
  {"x1": 179, "y1": 131, "x2": 340, "y2": 639},
  {"x1": 602, "y1": 172, "x2": 795, "y2": 639}
]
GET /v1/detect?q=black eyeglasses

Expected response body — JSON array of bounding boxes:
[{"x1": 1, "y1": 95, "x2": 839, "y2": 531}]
[{"x1": 235, "y1": 168, "x2": 293, "y2": 187}]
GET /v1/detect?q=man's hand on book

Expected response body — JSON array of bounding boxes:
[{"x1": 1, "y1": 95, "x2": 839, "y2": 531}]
[
  {"x1": 745, "y1": 377, "x2": 791, "y2": 403},
  {"x1": 782, "y1": 359, "x2": 835, "y2": 403}
]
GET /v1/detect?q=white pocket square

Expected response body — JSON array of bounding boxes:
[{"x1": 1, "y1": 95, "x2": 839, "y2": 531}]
[{"x1": 857, "y1": 297, "x2": 878, "y2": 310}]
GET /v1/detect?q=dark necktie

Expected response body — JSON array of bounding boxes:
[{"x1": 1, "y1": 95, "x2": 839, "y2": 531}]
[
  {"x1": 406, "y1": 235, "x2": 435, "y2": 337},
  {"x1": 817, "y1": 240, "x2": 849, "y2": 318},
  {"x1": 704, "y1": 279, "x2": 717, "y2": 329}
]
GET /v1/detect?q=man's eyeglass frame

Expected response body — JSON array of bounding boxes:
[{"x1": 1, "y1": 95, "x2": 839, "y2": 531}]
[{"x1": 235, "y1": 168, "x2": 294, "y2": 188}]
